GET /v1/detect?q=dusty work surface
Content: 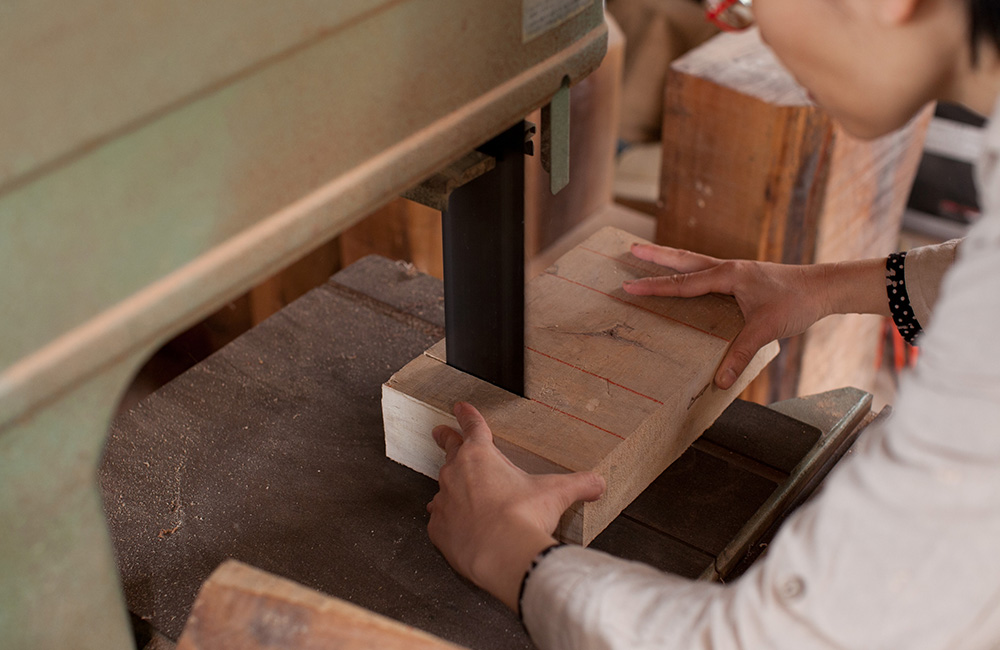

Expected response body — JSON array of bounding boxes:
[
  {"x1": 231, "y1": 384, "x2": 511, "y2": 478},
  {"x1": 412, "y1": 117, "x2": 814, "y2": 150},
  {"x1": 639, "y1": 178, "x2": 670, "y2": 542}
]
[{"x1": 101, "y1": 255, "x2": 850, "y2": 647}]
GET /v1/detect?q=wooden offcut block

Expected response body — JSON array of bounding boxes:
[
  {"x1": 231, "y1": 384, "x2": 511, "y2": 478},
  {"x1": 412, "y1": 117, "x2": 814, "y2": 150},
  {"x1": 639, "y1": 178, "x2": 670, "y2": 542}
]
[
  {"x1": 178, "y1": 561, "x2": 468, "y2": 650},
  {"x1": 383, "y1": 227, "x2": 778, "y2": 545}
]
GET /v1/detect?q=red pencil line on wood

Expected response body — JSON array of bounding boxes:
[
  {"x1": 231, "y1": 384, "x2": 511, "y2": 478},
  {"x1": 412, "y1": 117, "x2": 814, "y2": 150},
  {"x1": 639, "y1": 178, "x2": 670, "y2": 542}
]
[
  {"x1": 544, "y1": 272, "x2": 729, "y2": 342},
  {"x1": 578, "y1": 246, "x2": 662, "y2": 275},
  {"x1": 530, "y1": 398, "x2": 627, "y2": 441},
  {"x1": 579, "y1": 246, "x2": 733, "y2": 308},
  {"x1": 526, "y1": 346, "x2": 664, "y2": 405}
]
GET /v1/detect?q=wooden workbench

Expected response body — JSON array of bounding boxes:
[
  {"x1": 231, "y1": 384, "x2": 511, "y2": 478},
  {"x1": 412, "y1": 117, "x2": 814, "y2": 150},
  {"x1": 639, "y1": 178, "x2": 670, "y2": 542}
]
[{"x1": 101, "y1": 256, "x2": 874, "y2": 648}]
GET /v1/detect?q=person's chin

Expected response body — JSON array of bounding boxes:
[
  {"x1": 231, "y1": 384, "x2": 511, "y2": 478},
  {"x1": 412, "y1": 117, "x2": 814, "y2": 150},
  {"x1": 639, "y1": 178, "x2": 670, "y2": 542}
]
[{"x1": 829, "y1": 113, "x2": 902, "y2": 141}]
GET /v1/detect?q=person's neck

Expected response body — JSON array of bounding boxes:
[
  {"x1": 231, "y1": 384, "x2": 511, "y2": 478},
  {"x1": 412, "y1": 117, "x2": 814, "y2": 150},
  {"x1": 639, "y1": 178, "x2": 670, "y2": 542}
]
[{"x1": 948, "y1": 42, "x2": 1000, "y2": 118}]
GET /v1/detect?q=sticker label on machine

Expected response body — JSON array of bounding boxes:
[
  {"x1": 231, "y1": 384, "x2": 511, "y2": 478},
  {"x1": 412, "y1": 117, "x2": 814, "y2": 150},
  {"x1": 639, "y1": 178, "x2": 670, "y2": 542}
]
[{"x1": 523, "y1": 0, "x2": 591, "y2": 42}]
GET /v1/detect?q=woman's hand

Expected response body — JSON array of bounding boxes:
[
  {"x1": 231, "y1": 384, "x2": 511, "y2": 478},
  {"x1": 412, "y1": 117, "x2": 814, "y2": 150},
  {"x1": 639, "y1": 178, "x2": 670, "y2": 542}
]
[
  {"x1": 623, "y1": 244, "x2": 889, "y2": 389},
  {"x1": 427, "y1": 402, "x2": 605, "y2": 611}
]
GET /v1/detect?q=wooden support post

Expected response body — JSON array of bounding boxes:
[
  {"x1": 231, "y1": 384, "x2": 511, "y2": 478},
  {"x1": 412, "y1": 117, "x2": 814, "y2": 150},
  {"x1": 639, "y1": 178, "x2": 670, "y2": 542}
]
[
  {"x1": 383, "y1": 227, "x2": 778, "y2": 545},
  {"x1": 657, "y1": 30, "x2": 931, "y2": 403}
]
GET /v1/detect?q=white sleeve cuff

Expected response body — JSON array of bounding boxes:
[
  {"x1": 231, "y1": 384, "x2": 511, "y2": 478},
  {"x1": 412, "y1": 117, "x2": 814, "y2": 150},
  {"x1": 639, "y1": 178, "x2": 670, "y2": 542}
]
[{"x1": 904, "y1": 239, "x2": 960, "y2": 327}]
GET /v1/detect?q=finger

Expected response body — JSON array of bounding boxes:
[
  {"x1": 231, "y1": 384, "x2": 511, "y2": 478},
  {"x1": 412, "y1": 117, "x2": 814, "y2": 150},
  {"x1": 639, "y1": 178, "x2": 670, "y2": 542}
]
[
  {"x1": 543, "y1": 471, "x2": 606, "y2": 510},
  {"x1": 452, "y1": 402, "x2": 494, "y2": 444},
  {"x1": 715, "y1": 324, "x2": 772, "y2": 389},
  {"x1": 624, "y1": 267, "x2": 734, "y2": 299},
  {"x1": 432, "y1": 425, "x2": 464, "y2": 462},
  {"x1": 630, "y1": 243, "x2": 720, "y2": 273}
]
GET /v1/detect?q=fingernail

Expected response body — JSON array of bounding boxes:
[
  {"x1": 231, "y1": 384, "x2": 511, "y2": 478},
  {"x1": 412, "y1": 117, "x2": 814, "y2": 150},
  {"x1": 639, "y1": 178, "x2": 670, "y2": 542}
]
[{"x1": 717, "y1": 368, "x2": 737, "y2": 390}]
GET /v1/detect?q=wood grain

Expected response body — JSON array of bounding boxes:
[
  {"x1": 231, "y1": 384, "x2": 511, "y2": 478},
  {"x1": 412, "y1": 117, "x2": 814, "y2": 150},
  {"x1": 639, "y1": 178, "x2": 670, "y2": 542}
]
[
  {"x1": 177, "y1": 560, "x2": 468, "y2": 650},
  {"x1": 384, "y1": 227, "x2": 778, "y2": 544}
]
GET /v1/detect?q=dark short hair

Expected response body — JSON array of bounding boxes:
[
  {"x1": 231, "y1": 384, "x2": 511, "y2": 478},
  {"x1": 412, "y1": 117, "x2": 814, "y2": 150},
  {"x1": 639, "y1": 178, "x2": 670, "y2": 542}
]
[{"x1": 969, "y1": 0, "x2": 1000, "y2": 62}]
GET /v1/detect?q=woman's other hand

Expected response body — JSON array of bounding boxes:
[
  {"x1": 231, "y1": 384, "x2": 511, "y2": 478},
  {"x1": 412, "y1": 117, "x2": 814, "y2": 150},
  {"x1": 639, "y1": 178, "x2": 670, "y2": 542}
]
[
  {"x1": 623, "y1": 244, "x2": 888, "y2": 389},
  {"x1": 427, "y1": 402, "x2": 605, "y2": 611}
]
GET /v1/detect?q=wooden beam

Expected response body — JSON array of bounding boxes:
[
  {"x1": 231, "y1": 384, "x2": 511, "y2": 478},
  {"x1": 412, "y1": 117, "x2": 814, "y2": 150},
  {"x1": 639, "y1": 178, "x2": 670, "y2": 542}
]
[
  {"x1": 383, "y1": 227, "x2": 778, "y2": 545},
  {"x1": 177, "y1": 560, "x2": 468, "y2": 650}
]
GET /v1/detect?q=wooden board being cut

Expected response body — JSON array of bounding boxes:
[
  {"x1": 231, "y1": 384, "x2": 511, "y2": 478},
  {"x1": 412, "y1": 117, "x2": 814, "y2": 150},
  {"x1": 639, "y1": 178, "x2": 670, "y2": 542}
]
[{"x1": 383, "y1": 227, "x2": 778, "y2": 545}]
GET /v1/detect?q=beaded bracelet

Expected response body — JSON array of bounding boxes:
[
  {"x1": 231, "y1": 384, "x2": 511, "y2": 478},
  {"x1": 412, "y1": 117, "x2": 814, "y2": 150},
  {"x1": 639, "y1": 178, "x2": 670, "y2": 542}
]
[{"x1": 886, "y1": 251, "x2": 923, "y2": 344}]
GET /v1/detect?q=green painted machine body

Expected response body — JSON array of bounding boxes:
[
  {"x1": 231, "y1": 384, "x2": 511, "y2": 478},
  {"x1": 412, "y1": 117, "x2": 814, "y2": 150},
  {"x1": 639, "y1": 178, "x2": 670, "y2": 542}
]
[{"x1": 0, "y1": 2, "x2": 607, "y2": 646}]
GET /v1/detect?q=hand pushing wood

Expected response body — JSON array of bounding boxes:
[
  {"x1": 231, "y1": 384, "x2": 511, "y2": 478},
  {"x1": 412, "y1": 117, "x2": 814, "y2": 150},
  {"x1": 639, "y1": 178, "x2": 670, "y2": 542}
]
[
  {"x1": 427, "y1": 402, "x2": 605, "y2": 611},
  {"x1": 623, "y1": 243, "x2": 890, "y2": 389}
]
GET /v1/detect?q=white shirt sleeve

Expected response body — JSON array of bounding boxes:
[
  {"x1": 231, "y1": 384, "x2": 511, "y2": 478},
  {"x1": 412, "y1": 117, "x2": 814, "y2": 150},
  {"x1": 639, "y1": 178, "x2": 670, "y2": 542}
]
[{"x1": 522, "y1": 110, "x2": 1000, "y2": 650}]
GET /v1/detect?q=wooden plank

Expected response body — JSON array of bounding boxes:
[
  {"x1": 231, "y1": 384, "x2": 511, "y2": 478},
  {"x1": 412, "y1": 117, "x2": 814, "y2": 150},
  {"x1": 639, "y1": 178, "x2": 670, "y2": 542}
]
[
  {"x1": 384, "y1": 227, "x2": 778, "y2": 545},
  {"x1": 177, "y1": 560, "x2": 468, "y2": 650},
  {"x1": 655, "y1": 29, "x2": 930, "y2": 402}
]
